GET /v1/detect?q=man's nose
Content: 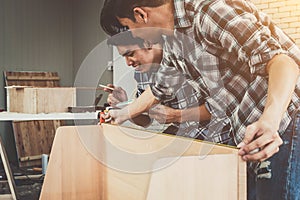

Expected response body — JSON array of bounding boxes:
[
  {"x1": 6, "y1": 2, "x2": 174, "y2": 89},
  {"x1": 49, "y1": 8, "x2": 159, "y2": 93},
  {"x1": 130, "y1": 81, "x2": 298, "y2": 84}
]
[{"x1": 125, "y1": 57, "x2": 134, "y2": 66}]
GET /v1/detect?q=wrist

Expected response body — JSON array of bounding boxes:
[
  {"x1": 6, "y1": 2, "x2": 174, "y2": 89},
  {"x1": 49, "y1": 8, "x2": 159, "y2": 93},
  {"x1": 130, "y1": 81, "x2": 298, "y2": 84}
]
[
  {"x1": 177, "y1": 109, "x2": 184, "y2": 123},
  {"x1": 260, "y1": 107, "x2": 283, "y2": 130},
  {"x1": 119, "y1": 107, "x2": 131, "y2": 122}
]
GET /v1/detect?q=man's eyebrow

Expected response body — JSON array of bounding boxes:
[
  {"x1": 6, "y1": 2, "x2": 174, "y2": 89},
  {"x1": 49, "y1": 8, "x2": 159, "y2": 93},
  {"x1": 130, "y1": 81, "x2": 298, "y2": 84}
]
[{"x1": 122, "y1": 50, "x2": 132, "y2": 57}]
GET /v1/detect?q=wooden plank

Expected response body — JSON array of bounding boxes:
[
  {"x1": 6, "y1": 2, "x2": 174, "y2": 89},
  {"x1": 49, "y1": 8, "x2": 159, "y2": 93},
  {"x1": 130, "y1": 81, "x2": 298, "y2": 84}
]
[
  {"x1": 6, "y1": 76, "x2": 60, "y2": 81},
  {"x1": 19, "y1": 155, "x2": 42, "y2": 162},
  {"x1": 4, "y1": 71, "x2": 60, "y2": 87},
  {"x1": 0, "y1": 194, "x2": 14, "y2": 200},
  {"x1": 6, "y1": 87, "x2": 76, "y2": 113},
  {"x1": 4, "y1": 71, "x2": 63, "y2": 167},
  {"x1": 40, "y1": 124, "x2": 246, "y2": 200},
  {"x1": 0, "y1": 137, "x2": 17, "y2": 200},
  {"x1": 13, "y1": 120, "x2": 61, "y2": 167}
]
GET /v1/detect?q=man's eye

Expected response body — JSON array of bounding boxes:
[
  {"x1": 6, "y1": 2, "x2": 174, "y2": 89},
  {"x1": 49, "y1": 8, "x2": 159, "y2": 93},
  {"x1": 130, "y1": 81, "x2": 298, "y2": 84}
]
[{"x1": 127, "y1": 52, "x2": 134, "y2": 57}]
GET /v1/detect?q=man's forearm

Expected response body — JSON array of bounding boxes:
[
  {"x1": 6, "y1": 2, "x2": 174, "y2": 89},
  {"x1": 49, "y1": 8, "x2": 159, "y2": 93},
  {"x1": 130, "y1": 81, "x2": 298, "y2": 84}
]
[
  {"x1": 263, "y1": 54, "x2": 299, "y2": 127},
  {"x1": 180, "y1": 104, "x2": 211, "y2": 123},
  {"x1": 238, "y1": 54, "x2": 299, "y2": 161},
  {"x1": 127, "y1": 87, "x2": 159, "y2": 118}
]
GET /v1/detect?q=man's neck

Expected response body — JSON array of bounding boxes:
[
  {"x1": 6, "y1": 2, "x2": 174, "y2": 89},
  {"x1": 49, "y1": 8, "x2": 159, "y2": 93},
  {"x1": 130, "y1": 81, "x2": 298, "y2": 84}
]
[{"x1": 144, "y1": 2, "x2": 175, "y2": 30}]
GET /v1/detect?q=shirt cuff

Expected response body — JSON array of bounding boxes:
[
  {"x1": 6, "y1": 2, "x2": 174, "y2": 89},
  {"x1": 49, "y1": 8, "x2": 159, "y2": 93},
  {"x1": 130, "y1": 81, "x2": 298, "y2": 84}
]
[{"x1": 249, "y1": 47, "x2": 288, "y2": 76}]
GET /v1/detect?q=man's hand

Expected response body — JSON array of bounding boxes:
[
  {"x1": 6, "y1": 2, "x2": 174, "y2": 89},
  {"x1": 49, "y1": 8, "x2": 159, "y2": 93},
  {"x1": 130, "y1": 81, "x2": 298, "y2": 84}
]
[
  {"x1": 102, "y1": 87, "x2": 159, "y2": 125},
  {"x1": 149, "y1": 104, "x2": 181, "y2": 124},
  {"x1": 238, "y1": 118, "x2": 283, "y2": 162},
  {"x1": 101, "y1": 108, "x2": 130, "y2": 125},
  {"x1": 104, "y1": 84, "x2": 128, "y2": 107}
]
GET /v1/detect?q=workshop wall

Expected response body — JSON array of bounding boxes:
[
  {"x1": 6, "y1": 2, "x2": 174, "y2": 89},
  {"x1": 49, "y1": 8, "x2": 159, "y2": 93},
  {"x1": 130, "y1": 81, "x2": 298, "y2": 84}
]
[
  {"x1": 0, "y1": 0, "x2": 111, "y2": 162},
  {"x1": 252, "y1": 0, "x2": 300, "y2": 47},
  {"x1": 0, "y1": 0, "x2": 73, "y2": 162},
  {"x1": 72, "y1": 0, "x2": 113, "y2": 107}
]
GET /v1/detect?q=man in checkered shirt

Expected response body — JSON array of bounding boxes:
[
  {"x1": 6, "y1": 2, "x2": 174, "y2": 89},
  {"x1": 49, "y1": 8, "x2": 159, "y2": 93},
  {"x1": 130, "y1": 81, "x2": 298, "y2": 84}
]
[
  {"x1": 105, "y1": 31, "x2": 230, "y2": 141},
  {"x1": 101, "y1": 0, "x2": 300, "y2": 199}
]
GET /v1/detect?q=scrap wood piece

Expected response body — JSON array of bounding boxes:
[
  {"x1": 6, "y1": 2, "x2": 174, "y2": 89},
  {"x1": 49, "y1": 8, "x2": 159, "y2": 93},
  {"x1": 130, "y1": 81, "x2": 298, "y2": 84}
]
[{"x1": 4, "y1": 71, "x2": 63, "y2": 167}]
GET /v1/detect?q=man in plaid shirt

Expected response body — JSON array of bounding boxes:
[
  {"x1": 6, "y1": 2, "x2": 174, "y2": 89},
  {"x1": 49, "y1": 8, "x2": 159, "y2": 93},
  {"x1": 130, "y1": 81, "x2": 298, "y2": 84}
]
[
  {"x1": 105, "y1": 32, "x2": 230, "y2": 141},
  {"x1": 101, "y1": 0, "x2": 300, "y2": 199}
]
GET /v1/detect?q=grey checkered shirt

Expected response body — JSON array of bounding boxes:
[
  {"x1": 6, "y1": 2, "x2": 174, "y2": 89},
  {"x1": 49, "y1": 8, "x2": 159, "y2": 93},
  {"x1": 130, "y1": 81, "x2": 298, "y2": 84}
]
[{"x1": 134, "y1": 68, "x2": 230, "y2": 141}]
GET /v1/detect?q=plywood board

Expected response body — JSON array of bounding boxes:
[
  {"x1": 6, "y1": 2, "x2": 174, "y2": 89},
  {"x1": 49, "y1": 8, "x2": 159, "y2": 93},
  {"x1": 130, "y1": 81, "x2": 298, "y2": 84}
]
[
  {"x1": 40, "y1": 124, "x2": 246, "y2": 200},
  {"x1": 7, "y1": 87, "x2": 76, "y2": 113},
  {"x1": 4, "y1": 71, "x2": 63, "y2": 167},
  {"x1": 147, "y1": 155, "x2": 238, "y2": 200}
]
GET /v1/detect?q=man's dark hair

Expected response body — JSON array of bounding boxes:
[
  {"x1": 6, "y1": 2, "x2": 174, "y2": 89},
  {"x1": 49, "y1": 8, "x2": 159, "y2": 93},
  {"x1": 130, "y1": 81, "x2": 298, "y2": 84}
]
[
  {"x1": 100, "y1": 0, "x2": 169, "y2": 36},
  {"x1": 107, "y1": 30, "x2": 144, "y2": 48}
]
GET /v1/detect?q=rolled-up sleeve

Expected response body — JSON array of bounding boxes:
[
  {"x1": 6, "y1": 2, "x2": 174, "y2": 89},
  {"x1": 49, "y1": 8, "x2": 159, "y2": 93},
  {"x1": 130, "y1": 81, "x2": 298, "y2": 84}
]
[{"x1": 197, "y1": 0, "x2": 291, "y2": 76}]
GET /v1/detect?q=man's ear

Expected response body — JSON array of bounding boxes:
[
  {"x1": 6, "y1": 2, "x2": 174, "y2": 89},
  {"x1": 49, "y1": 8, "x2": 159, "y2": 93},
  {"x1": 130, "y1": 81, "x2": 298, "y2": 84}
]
[
  {"x1": 144, "y1": 40, "x2": 153, "y2": 49},
  {"x1": 133, "y1": 7, "x2": 148, "y2": 24}
]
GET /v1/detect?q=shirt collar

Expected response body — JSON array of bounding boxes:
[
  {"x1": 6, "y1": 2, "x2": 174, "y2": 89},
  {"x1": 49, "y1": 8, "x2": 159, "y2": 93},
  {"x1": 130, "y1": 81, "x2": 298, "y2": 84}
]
[{"x1": 173, "y1": 0, "x2": 193, "y2": 29}]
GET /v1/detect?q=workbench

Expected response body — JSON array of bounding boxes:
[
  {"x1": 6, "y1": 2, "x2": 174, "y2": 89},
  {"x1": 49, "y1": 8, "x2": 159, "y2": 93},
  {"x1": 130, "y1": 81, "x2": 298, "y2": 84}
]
[{"x1": 0, "y1": 111, "x2": 100, "y2": 167}]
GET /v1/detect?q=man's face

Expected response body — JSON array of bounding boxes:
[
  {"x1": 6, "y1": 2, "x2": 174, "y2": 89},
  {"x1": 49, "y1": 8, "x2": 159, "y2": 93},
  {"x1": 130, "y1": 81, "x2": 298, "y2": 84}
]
[{"x1": 117, "y1": 44, "x2": 162, "y2": 73}]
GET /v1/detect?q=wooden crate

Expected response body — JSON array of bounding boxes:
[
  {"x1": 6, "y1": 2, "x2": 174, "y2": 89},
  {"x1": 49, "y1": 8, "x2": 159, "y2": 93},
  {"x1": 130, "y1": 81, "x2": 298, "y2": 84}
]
[
  {"x1": 40, "y1": 124, "x2": 246, "y2": 200},
  {"x1": 4, "y1": 71, "x2": 64, "y2": 167},
  {"x1": 6, "y1": 86, "x2": 76, "y2": 114}
]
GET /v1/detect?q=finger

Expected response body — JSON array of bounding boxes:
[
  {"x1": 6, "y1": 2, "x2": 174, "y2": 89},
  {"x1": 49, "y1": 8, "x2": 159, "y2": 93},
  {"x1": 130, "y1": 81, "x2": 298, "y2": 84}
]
[
  {"x1": 110, "y1": 96, "x2": 120, "y2": 104},
  {"x1": 113, "y1": 87, "x2": 124, "y2": 94},
  {"x1": 101, "y1": 112, "x2": 111, "y2": 119},
  {"x1": 103, "y1": 84, "x2": 115, "y2": 93},
  {"x1": 238, "y1": 124, "x2": 261, "y2": 155},
  {"x1": 243, "y1": 123, "x2": 261, "y2": 145},
  {"x1": 238, "y1": 125, "x2": 260, "y2": 156},
  {"x1": 108, "y1": 96, "x2": 121, "y2": 107},
  {"x1": 107, "y1": 99, "x2": 116, "y2": 107},
  {"x1": 107, "y1": 95, "x2": 113, "y2": 105},
  {"x1": 241, "y1": 137, "x2": 283, "y2": 161},
  {"x1": 240, "y1": 137, "x2": 269, "y2": 155},
  {"x1": 241, "y1": 131, "x2": 280, "y2": 155},
  {"x1": 110, "y1": 116, "x2": 123, "y2": 125},
  {"x1": 108, "y1": 110, "x2": 126, "y2": 125},
  {"x1": 108, "y1": 93, "x2": 117, "y2": 100},
  {"x1": 104, "y1": 89, "x2": 112, "y2": 93}
]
